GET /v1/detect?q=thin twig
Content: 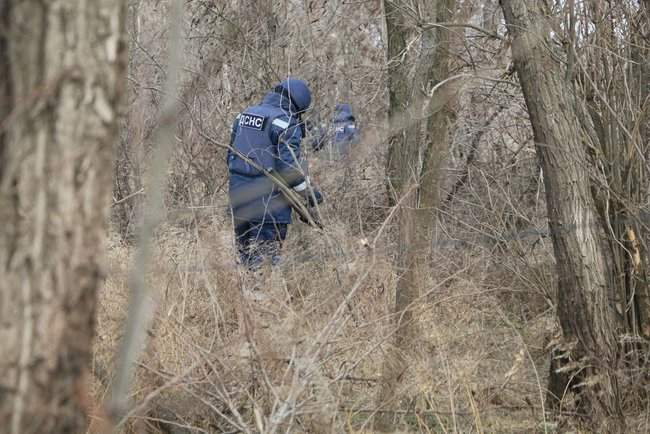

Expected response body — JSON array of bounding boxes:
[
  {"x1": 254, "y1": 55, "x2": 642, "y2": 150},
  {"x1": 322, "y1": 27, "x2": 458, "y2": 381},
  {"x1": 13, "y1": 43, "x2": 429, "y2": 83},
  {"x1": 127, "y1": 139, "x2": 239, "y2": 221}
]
[
  {"x1": 112, "y1": 188, "x2": 144, "y2": 206},
  {"x1": 420, "y1": 21, "x2": 504, "y2": 41}
]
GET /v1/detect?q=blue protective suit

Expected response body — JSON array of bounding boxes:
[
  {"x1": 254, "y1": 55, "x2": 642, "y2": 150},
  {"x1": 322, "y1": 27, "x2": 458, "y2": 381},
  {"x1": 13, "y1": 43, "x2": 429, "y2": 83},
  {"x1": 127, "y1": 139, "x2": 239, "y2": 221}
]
[
  {"x1": 227, "y1": 78, "x2": 312, "y2": 268},
  {"x1": 308, "y1": 103, "x2": 359, "y2": 156},
  {"x1": 332, "y1": 103, "x2": 359, "y2": 149},
  {"x1": 228, "y1": 93, "x2": 307, "y2": 223}
]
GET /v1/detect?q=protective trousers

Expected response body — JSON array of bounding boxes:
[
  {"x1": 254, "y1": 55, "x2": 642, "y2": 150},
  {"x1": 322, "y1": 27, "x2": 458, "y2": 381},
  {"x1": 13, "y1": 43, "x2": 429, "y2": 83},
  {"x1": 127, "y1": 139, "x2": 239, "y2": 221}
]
[{"x1": 234, "y1": 219, "x2": 288, "y2": 269}]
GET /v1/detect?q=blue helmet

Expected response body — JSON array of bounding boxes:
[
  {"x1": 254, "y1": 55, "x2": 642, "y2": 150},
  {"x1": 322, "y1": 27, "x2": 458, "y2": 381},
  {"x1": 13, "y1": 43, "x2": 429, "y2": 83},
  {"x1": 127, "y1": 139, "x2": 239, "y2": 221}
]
[{"x1": 276, "y1": 78, "x2": 312, "y2": 113}]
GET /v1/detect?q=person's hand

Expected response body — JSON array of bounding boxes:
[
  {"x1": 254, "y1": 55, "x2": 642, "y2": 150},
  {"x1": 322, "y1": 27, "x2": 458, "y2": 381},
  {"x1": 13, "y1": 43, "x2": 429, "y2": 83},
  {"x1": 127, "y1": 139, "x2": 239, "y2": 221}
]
[
  {"x1": 309, "y1": 188, "x2": 323, "y2": 206},
  {"x1": 298, "y1": 187, "x2": 323, "y2": 207}
]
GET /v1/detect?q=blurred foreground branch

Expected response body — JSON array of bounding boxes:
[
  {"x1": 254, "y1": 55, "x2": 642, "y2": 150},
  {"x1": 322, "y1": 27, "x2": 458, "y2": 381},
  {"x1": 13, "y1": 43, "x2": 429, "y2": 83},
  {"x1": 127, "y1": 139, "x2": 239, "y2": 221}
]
[{"x1": 107, "y1": 0, "x2": 185, "y2": 424}]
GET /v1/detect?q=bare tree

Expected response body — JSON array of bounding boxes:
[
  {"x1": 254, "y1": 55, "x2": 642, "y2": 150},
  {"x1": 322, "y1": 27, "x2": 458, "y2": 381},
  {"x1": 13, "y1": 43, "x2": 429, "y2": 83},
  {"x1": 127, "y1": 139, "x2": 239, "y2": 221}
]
[
  {"x1": 501, "y1": 0, "x2": 650, "y2": 430},
  {"x1": 376, "y1": 0, "x2": 456, "y2": 430},
  {"x1": 0, "y1": 1, "x2": 127, "y2": 432}
]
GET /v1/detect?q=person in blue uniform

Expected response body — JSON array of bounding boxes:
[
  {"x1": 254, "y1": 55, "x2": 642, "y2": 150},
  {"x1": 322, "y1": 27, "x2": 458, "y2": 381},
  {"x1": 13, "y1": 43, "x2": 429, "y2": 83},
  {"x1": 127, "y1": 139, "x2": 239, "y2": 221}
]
[
  {"x1": 227, "y1": 78, "x2": 323, "y2": 269},
  {"x1": 307, "y1": 103, "x2": 360, "y2": 157},
  {"x1": 331, "y1": 103, "x2": 359, "y2": 156}
]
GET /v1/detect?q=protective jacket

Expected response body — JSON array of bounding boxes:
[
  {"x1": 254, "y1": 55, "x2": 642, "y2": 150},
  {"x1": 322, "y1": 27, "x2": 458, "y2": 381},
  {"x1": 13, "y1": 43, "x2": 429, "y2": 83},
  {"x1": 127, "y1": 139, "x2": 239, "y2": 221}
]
[
  {"x1": 332, "y1": 103, "x2": 359, "y2": 146},
  {"x1": 227, "y1": 90, "x2": 307, "y2": 223}
]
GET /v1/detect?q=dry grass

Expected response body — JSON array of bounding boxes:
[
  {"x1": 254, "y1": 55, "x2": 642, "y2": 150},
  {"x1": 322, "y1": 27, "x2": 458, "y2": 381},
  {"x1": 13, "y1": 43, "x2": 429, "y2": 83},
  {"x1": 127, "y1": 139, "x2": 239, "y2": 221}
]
[{"x1": 92, "y1": 143, "x2": 558, "y2": 433}]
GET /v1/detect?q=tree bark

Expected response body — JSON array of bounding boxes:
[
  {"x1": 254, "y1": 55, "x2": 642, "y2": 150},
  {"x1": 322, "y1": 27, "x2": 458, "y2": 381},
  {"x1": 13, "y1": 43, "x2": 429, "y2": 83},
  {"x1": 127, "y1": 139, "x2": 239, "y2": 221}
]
[
  {"x1": 0, "y1": 1, "x2": 10, "y2": 177},
  {"x1": 633, "y1": 0, "x2": 650, "y2": 341},
  {"x1": 500, "y1": 0, "x2": 626, "y2": 430},
  {"x1": 375, "y1": 4, "x2": 421, "y2": 428},
  {"x1": 376, "y1": 0, "x2": 455, "y2": 431},
  {"x1": 0, "y1": 1, "x2": 127, "y2": 433}
]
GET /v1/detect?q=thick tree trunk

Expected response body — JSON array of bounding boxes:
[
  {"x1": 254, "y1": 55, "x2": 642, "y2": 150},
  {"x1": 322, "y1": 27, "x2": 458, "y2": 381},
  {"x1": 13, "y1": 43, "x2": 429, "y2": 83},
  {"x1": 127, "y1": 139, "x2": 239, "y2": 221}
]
[
  {"x1": 418, "y1": 0, "x2": 454, "y2": 229},
  {"x1": 0, "y1": 1, "x2": 127, "y2": 433},
  {"x1": 384, "y1": 1, "x2": 416, "y2": 202},
  {"x1": 0, "y1": 1, "x2": 10, "y2": 175},
  {"x1": 500, "y1": 0, "x2": 626, "y2": 430},
  {"x1": 376, "y1": 0, "x2": 455, "y2": 431},
  {"x1": 375, "y1": 5, "x2": 421, "y2": 429},
  {"x1": 634, "y1": 0, "x2": 650, "y2": 341}
]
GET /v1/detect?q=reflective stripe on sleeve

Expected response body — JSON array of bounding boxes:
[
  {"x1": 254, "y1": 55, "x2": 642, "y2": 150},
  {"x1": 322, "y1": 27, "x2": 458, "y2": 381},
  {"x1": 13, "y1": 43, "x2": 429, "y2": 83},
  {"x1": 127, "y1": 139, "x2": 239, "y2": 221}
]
[
  {"x1": 272, "y1": 118, "x2": 290, "y2": 129},
  {"x1": 293, "y1": 181, "x2": 308, "y2": 192}
]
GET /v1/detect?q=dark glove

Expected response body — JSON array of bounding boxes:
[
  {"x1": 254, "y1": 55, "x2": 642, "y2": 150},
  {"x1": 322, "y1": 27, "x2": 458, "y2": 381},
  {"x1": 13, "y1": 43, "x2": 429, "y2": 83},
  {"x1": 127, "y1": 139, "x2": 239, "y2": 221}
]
[{"x1": 298, "y1": 187, "x2": 323, "y2": 207}]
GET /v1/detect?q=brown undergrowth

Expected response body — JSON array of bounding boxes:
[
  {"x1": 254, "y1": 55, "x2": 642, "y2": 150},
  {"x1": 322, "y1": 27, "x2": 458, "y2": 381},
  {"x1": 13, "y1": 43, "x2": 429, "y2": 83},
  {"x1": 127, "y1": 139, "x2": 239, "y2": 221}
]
[
  {"x1": 92, "y1": 213, "x2": 556, "y2": 432},
  {"x1": 92, "y1": 133, "x2": 558, "y2": 434}
]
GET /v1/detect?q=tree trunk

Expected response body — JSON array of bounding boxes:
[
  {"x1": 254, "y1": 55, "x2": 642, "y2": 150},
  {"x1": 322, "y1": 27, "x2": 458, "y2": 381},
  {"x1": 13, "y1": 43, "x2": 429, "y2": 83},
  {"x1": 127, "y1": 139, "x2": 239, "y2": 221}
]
[
  {"x1": 500, "y1": 0, "x2": 626, "y2": 430},
  {"x1": 0, "y1": 1, "x2": 10, "y2": 176},
  {"x1": 419, "y1": 0, "x2": 455, "y2": 221},
  {"x1": 384, "y1": 0, "x2": 416, "y2": 203},
  {"x1": 0, "y1": 1, "x2": 127, "y2": 433},
  {"x1": 633, "y1": 0, "x2": 650, "y2": 341},
  {"x1": 376, "y1": 0, "x2": 455, "y2": 431}
]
